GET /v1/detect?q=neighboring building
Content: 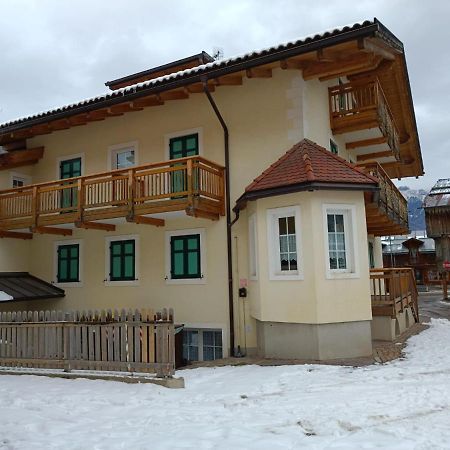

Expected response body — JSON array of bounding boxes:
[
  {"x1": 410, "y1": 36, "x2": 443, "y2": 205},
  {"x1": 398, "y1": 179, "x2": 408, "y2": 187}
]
[
  {"x1": 382, "y1": 233, "x2": 437, "y2": 285},
  {"x1": 0, "y1": 19, "x2": 423, "y2": 360},
  {"x1": 424, "y1": 179, "x2": 450, "y2": 296}
]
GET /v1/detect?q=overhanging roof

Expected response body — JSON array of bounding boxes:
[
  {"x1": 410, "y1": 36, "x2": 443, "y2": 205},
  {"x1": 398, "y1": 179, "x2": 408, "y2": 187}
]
[
  {"x1": 0, "y1": 272, "x2": 65, "y2": 302},
  {"x1": 0, "y1": 19, "x2": 394, "y2": 134}
]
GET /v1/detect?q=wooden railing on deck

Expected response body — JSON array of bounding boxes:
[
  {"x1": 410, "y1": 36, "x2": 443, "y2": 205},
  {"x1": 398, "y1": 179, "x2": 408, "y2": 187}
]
[
  {"x1": 329, "y1": 79, "x2": 400, "y2": 160},
  {"x1": 370, "y1": 268, "x2": 419, "y2": 322},
  {"x1": 359, "y1": 161, "x2": 408, "y2": 227},
  {"x1": 0, "y1": 156, "x2": 225, "y2": 228}
]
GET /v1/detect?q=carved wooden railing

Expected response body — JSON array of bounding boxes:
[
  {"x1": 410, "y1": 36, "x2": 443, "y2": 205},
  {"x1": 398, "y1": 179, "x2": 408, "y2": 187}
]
[
  {"x1": 370, "y1": 268, "x2": 419, "y2": 322},
  {"x1": 329, "y1": 79, "x2": 400, "y2": 160},
  {"x1": 359, "y1": 161, "x2": 408, "y2": 228},
  {"x1": 0, "y1": 156, "x2": 225, "y2": 228}
]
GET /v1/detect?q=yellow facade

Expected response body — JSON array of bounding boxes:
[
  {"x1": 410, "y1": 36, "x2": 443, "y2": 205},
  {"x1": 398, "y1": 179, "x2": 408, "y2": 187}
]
[{"x1": 0, "y1": 68, "x2": 377, "y2": 358}]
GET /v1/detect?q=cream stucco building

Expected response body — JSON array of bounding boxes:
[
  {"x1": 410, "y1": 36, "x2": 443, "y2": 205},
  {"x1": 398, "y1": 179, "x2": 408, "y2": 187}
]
[{"x1": 0, "y1": 19, "x2": 423, "y2": 362}]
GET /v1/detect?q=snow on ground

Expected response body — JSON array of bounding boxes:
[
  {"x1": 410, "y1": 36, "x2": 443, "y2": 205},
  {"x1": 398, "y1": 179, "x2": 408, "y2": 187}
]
[{"x1": 1, "y1": 319, "x2": 450, "y2": 450}]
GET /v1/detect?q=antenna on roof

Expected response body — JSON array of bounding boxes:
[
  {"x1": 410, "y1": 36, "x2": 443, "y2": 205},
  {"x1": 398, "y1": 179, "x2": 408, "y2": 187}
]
[{"x1": 212, "y1": 47, "x2": 224, "y2": 60}]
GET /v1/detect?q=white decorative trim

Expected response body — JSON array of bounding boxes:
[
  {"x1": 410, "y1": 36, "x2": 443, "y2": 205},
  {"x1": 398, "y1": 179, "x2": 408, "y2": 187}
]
[
  {"x1": 165, "y1": 228, "x2": 206, "y2": 285},
  {"x1": 56, "y1": 153, "x2": 85, "y2": 179},
  {"x1": 53, "y1": 239, "x2": 83, "y2": 288},
  {"x1": 164, "y1": 127, "x2": 203, "y2": 160},
  {"x1": 107, "y1": 140, "x2": 139, "y2": 170},
  {"x1": 322, "y1": 203, "x2": 360, "y2": 279},
  {"x1": 104, "y1": 234, "x2": 140, "y2": 286},
  {"x1": 248, "y1": 213, "x2": 258, "y2": 280},
  {"x1": 10, "y1": 171, "x2": 32, "y2": 187},
  {"x1": 266, "y1": 205, "x2": 304, "y2": 281}
]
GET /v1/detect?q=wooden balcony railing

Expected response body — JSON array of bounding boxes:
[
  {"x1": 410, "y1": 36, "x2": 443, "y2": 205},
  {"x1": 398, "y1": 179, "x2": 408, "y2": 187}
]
[
  {"x1": 358, "y1": 161, "x2": 409, "y2": 236},
  {"x1": 370, "y1": 268, "x2": 419, "y2": 322},
  {"x1": 0, "y1": 156, "x2": 225, "y2": 232},
  {"x1": 329, "y1": 79, "x2": 400, "y2": 160}
]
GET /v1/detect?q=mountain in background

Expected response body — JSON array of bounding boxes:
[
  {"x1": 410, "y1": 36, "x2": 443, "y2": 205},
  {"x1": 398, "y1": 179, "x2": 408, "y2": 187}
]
[{"x1": 398, "y1": 185, "x2": 428, "y2": 231}]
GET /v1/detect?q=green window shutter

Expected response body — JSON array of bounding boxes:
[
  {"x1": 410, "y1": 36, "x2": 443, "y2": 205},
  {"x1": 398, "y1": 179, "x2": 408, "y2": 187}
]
[
  {"x1": 170, "y1": 234, "x2": 201, "y2": 279},
  {"x1": 57, "y1": 244, "x2": 80, "y2": 283},
  {"x1": 109, "y1": 240, "x2": 135, "y2": 281},
  {"x1": 169, "y1": 134, "x2": 199, "y2": 159}
]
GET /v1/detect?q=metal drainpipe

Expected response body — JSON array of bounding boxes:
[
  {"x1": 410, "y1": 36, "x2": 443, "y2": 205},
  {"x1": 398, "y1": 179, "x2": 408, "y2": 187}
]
[{"x1": 202, "y1": 80, "x2": 235, "y2": 356}]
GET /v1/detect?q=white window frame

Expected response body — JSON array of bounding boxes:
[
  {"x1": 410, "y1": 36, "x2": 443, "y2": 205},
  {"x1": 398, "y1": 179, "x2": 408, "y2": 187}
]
[
  {"x1": 248, "y1": 213, "x2": 258, "y2": 280},
  {"x1": 56, "y1": 153, "x2": 85, "y2": 179},
  {"x1": 165, "y1": 228, "x2": 206, "y2": 285},
  {"x1": 182, "y1": 326, "x2": 225, "y2": 361},
  {"x1": 164, "y1": 127, "x2": 203, "y2": 160},
  {"x1": 53, "y1": 239, "x2": 83, "y2": 288},
  {"x1": 323, "y1": 204, "x2": 360, "y2": 279},
  {"x1": 10, "y1": 172, "x2": 32, "y2": 188},
  {"x1": 107, "y1": 141, "x2": 139, "y2": 171},
  {"x1": 267, "y1": 205, "x2": 303, "y2": 281},
  {"x1": 104, "y1": 234, "x2": 140, "y2": 286}
]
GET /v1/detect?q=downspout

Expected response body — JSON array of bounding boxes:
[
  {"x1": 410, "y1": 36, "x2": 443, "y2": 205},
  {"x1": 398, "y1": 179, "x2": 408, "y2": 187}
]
[{"x1": 202, "y1": 80, "x2": 236, "y2": 356}]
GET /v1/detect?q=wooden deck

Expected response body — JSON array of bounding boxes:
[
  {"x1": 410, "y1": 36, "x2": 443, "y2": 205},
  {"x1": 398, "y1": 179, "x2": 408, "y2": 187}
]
[
  {"x1": 0, "y1": 156, "x2": 225, "y2": 237},
  {"x1": 359, "y1": 162, "x2": 409, "y2": 236},
  {"x1": 370, "y1": 268, "x2": 419, "y2": 322}
]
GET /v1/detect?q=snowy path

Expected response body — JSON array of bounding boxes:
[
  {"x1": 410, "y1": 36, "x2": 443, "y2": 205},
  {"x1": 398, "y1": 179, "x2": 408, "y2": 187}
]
[{"x1": 1, "y1": 319, "x2": 450, "y2": 449}]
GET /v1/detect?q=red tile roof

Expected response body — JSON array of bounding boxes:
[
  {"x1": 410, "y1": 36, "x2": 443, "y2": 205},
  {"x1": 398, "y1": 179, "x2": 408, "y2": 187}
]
[{"x1": 245, "y1": 139, "x2": 378, "y2": 193}]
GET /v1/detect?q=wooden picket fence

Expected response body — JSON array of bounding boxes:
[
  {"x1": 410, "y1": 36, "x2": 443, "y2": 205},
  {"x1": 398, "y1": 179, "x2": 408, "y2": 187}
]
[{"x1": 0, "y1": 308, "x2": 175, "y2": 377}]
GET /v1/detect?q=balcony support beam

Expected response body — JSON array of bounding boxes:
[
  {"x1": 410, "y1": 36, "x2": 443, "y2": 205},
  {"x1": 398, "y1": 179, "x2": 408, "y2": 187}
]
[
  {"x1": 126, "y1": 215, "x2": 165, "y2": 227},
  {"x1": 357, "y1": 150, "x2": 394, "y2": 162},
  {"x1": 75, "y1": 221, "x2": 116, "y2": 232},
  {"x1": 0, "y1": 230, "x2": 33, "y2": 240},
  {"x1": 31, "y1": 226, "x2": 72, "y2": 236}
]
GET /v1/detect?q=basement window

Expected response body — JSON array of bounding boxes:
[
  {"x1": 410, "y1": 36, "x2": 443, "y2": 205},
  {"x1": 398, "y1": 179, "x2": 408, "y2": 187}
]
[{"x1": 182, "y1": 329, "x2": 223, "y2": 362}]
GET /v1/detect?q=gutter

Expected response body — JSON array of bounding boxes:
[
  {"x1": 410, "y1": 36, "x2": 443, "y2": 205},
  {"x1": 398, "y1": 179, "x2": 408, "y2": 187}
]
[{"x1": 202, "y1": 80, "x2": 235, "y2": 356}]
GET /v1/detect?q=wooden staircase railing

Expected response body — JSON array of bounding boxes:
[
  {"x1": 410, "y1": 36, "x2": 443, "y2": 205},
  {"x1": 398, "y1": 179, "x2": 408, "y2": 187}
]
[{"x1": 370, "y1": 268, "x2": 419, "y2": 322}]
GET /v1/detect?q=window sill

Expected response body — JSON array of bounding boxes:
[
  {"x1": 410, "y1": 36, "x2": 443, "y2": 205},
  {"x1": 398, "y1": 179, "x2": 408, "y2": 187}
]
[
  {"x1": 325, "y1": 271, "x2": 360, "y2": 280},
  {"x1": 54, "y1": 281, "x2": 83, "y2": 288},
  {"x1": 165, "y1": 277, "x2": 206, "y2": 286},
  {"x1": 104, "y1": 280, "x2": 140, "y2": 287},
  {"x1": 269, "y1": 272, "x2": 304, "y2": 281}
]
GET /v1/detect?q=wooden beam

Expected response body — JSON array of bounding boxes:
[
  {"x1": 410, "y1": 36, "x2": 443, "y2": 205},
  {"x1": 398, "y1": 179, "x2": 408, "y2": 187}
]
[
  {"x1": 280, "y1": 59, "x2": 305, "y2": 70},
  {"x1": 213, "y1": 75, "x2": 243, "y2": 86},
  {"x1": 358, "y1": 38, "x2": 396, "y2": 61},
  {"x1": 75, "y1": 221, "x2": 116, "y2": 231},
  {"x1": 303, "y1": 53, "x2": 380, "y2": 81},
  {"x1": 0, "y1": 147, "x2": 44, "y2": 170},
  {"x1": 159, "y1": 90, "x2": 189, "y2": 101},
  {"x1": 0, "y1": 140, "x2": 26, "y2": 152},
  {"x1": 126, "y1": 215, "x2": 165, "y2": 227},
  {"x1": 0, "y1": 230, "x2": 33, "y2": 240},
  {"x1": 246, "y1": 67, "x2": 272, "y2": 78},
  {"x1": 346, "y1": 136, "x2": 387, "y2": 150},
  {"x1": 31, "y1": 226, "x2": 72, "y2": 236},
  {"x1": 133, "y1": 96, "x2": 165, "y2": 108},
  {"x1": 357, "y1": 150, "x2": 395, "y2": 162},
  {"x1": 186, "y1": 208, "x2": 219, "y2": 221},
  {"x1": 185, "y1": 83, "x2": 215, "y2": 94}
]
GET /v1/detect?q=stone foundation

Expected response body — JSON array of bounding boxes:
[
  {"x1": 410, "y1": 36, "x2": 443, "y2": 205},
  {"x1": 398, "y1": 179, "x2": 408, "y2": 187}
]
[
  {"x1": 256, "y1": 320, "x2": 373, "y2": 360},
  {"x1": 371, "y1": 307, "x2": 415, "y2": 341}
]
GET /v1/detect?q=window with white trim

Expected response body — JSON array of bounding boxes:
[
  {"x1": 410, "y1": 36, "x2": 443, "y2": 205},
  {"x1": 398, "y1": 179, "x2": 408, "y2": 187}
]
[
  {"x1": 267, "y1": 206, "x2": 303, "y2": 280},
  {"x1": 248, "y1": 214, "x2": 258, "y2": 279},
  {"x1": 182, "y1": 329, "x2": 223, "y2": 362},
  {"x1": 105, "y1": 235, "x2": 139, "y2": 285},
  {"x1": 11, "y1": 173, "x2": 31, "y2": 188},
  {"x1": 165, "y1": 229, "x2": 206, "y2": 284},
  {"x1": 324, "y1": 207, "x2": 356, "y2": 275},
  {"x1": 54, "y1": 239, "x2": 83, "y2": 287},
  {"x1": 109, "y1": 142, "x2": 138, "y2": 170}
]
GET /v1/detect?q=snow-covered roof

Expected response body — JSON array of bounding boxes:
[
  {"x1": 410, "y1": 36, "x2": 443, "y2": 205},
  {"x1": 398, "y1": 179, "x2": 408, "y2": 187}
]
[{"x1": 0, "y1": 18, "x2": 401, "y2": 134}]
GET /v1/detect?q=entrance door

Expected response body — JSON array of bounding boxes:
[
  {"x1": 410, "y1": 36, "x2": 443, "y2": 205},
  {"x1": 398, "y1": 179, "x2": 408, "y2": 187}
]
[
  {"x1": 60, "y1": 157, "x2": 82, "y2": 210},
  {"x1": 169, "y1": 134, "x2": 198, "y2": 196}
]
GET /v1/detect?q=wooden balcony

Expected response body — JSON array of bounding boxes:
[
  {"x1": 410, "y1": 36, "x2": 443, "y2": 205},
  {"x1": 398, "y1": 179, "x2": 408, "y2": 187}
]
[
  {"x1": 329, "y1": 79, "x2": 400, "y2": 164},
  {"x1": 0, "y1": 156, "x2": 225, "y2": 237},
  {"x1": 359, "y1": 162, "x2": 408, "y2": 236},
  {"x1": 370, "y1": 268, "x2": 419, "y2": 322}
]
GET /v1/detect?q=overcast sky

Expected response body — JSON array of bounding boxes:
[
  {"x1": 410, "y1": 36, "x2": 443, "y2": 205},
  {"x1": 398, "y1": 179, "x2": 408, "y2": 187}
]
[{"x1": 0, "y1": 0, "x2": 448, "y2": 191}]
